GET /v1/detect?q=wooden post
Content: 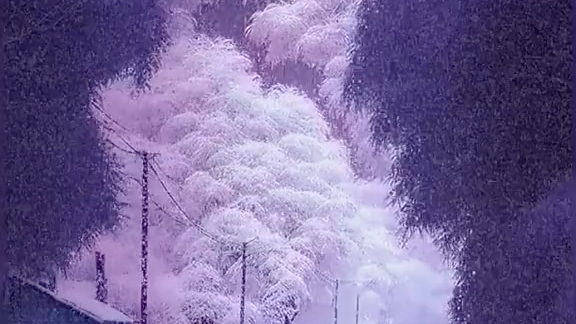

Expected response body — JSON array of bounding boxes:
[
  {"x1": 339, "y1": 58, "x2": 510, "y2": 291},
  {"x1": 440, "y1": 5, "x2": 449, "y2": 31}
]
[
  {"x1": 95, "y1": 251, "x2": 107, "y2": 303},
  {"x1": 240, "y1": 242, "x2": 247, "y2": 324},
  {"x1": 333, "y1": 279, "x2": 339, "y2": 324},
  {"x1": 140, "y1": 152, "x2": 149, "y2": 324}
]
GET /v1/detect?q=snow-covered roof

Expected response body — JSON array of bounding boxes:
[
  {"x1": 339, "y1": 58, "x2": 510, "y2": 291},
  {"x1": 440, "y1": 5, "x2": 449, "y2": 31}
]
[
  {"x1": 58, "y1": 289, "x2": 135, "y2": 323},
  {"x1": 10, "y1": 275, "x2": 135, "y2": 323}
]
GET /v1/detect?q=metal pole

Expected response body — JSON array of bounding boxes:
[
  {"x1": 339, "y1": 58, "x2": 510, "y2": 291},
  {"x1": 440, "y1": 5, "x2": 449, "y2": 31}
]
[
  {"x1": 240, "y1": 242, "x2": 248, "y2": 324},
  {"x1": 333, "y1": 279, "x2": 339, "y2": 324},
  {"x1": 140, "y1": 151, "x2": 149, "y2": 324}
]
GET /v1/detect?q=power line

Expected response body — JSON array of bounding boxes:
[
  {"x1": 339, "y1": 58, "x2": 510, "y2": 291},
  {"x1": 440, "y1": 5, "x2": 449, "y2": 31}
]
[
  {"x1": 108, "y1": 127, "x2": 140, "y2": 155},
  {"x1": 94, "y1": 109, "x2": 235, "y2": 246},
  {"x1": 120, "y1": 171, "x2": 187, "y2": 227},
  {"x1": 94, "y1": 107, "x2": 371, "y2": 301},
  {"x1": 150, "y1": 197, "x2": 187, "y2": 227},
  {"x1": 245, "y1": 242, "x2": 336, "y2": 286},
  {"x1": 119, "y1": 170, "x2": 142, "y2": 186},
  {"x1": 245, "y1": 243, "x2": 381, "y2": 291},
  {"x1": 86, "y1": 79, "x2": 381, "y2": 324},
  {"x1": 93, "y1": 104, "x2": 133, "y2": 134},
  {"x1": 150, "y1": 155, "x2": 181, "y2": 184},
  {"x1": 149, "y1": 159, "x2": 238, "y2": 247},
  {"x1": 106, "y1": 138, "x2": 139, "y2": 156},
  {"x1": 121, "y1": 170, "x2": 182, "y2": 224},
  {"x1": 95, "y1": 108, "x2": 140, "y2": 154}
]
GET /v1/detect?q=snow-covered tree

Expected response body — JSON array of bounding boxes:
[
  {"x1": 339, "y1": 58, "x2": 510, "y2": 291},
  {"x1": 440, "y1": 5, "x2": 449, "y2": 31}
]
[
  {"x1": 163, "y1": 0, "x2": 390, "y2": 181},
  {"x1": 244, "y1": 0, "x2": 393, "y2": 181},
  {"x1": 61, "y1": 25, "x2": 452, "y2": 324}
]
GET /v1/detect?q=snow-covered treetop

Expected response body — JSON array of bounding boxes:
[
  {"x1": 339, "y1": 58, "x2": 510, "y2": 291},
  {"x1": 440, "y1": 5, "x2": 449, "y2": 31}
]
[{"x1": 246, "y1": 0, "x2": 359, "y2": 68}]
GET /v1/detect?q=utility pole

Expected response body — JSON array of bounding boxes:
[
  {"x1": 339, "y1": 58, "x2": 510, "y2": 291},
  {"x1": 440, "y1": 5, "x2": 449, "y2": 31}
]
[
  {"x1": 95, "y1": 251, "x2": 107, "y2": 303},
  {"x1": 240, "y1": 242, "x2": 247, "y2": 324},
  {"x1": 333, "y1": 279, "x2": 339, "y2": 324},
  {"x1": 140, "y1": 151, "x2": 149, "y2": 324},
  {"x1": 355, "y1": 293, "x2": 360, "y2": 324}
]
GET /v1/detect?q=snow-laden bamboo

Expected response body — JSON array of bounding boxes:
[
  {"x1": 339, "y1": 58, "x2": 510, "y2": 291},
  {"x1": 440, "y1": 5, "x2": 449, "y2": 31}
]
[{"x1": 58, "y1": 35, "x2": 452, "y2": 324}]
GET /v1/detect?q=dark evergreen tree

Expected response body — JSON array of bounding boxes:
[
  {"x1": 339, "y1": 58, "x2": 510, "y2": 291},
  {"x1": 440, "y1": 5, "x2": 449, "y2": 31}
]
[
  {"x1": 4, "y1": 0, "x2": 169, "y2": 284},
  {"x1": 0, "y1": 0, "x2": 8, "y2": 314},
  {"x1": 450, "y1": 178, "x2": 574, "y2": 324},
  {"x1": 344, "y1": 0, "x2": 572, "y2": 323}
]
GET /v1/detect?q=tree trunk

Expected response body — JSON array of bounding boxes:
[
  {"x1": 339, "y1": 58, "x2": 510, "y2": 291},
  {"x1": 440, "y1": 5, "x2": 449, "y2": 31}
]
[
  {"x1": 0, "y1": 0, "x2": 8, "y2": 314},
  {"x1": 572, "y1": 1, "x2": 576, "y2": 315}
]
